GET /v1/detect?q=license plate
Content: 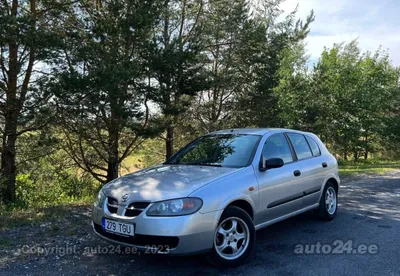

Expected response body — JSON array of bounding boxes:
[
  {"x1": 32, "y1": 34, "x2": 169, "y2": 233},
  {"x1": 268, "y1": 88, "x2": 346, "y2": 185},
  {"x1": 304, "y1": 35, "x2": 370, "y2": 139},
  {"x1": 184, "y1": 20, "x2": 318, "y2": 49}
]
[{"x1": 102, "y1": 218, "x2": 134, "y2": 237}]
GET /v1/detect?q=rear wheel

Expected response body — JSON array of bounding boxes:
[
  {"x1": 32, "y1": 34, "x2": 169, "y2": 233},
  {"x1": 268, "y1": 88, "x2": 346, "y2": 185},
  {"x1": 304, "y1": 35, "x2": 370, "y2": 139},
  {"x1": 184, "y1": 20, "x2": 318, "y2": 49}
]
[
  {"x1": 208, "y1": 206, "x2": 255, "y2": 267},
  {"x1": 317, "y1": 181, "x2": 338, "y2": 220}
]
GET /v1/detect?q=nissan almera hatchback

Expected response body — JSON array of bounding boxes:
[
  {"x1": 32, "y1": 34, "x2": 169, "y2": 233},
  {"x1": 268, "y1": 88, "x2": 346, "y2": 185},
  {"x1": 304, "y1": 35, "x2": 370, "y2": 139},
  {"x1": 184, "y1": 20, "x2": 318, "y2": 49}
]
[{"x1": 92, "y1": 128, "x2": 340, "y2": 267}]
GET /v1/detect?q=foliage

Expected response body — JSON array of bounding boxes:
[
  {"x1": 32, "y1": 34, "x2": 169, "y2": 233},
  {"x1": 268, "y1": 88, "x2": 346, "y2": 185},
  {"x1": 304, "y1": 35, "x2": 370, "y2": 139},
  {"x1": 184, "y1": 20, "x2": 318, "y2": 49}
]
[
  {"x1": 312, "y1": 42, "x2": 399, "y2": 160},
  {"x1": 191, "y1": 0, "x2": 249, "y2": 132},
  {"x1": 0, "y1": 1, "x2": 399, "y2": 206},
  {"x1": 148, "y1": 0, "x2": 210, "y2": 159},
  {"x1": 14, "y1": 140, "x2": 98, "y2": 207},
  {"x1": 52, "y1": 0, "x2": 163, "y2": 183},
  {"x1": 0, "y1": 0, "x2": 77, "y2": 203}
]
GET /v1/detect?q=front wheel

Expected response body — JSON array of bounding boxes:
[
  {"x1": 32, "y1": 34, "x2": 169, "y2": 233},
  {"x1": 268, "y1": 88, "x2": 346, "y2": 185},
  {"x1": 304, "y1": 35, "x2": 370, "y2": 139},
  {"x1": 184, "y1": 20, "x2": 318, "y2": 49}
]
[{"x1": 208, "y1": 206, "x2": 255, "y2": 267}]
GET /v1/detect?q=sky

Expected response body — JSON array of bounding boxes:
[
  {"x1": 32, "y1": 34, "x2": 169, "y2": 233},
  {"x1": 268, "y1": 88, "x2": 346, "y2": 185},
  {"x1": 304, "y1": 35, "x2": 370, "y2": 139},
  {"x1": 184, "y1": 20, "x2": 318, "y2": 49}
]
[{"x1": 279, "y1": 0, "x2": 400, "y2": 67}]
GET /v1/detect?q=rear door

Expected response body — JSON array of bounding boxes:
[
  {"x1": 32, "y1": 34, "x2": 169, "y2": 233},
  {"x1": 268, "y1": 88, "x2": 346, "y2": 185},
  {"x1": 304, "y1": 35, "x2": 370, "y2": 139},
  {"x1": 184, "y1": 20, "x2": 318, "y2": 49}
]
[
  {"x1": 303, "y1": 135, "x2": 329, "y2": 206},
  {"x1": 286, "y1": 133, "x2": 326, "y2": 208}
]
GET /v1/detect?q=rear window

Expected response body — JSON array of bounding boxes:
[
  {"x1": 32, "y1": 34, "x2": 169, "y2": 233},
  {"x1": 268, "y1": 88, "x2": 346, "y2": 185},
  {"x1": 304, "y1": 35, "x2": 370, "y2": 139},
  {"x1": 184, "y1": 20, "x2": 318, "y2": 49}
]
[
  {"x1": 287, "y1": 133, "x2": 313, "y2": 160},
  {"x1": 306, "y1": 136, "x2": 321, "y2": 156}
]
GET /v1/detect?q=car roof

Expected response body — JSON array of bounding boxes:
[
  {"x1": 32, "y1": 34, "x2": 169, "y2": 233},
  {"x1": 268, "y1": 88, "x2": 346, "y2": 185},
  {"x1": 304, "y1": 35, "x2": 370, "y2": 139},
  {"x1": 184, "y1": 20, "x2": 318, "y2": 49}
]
[{"x1": 208, "y1": 128, "x2": 308, "y2": 136}]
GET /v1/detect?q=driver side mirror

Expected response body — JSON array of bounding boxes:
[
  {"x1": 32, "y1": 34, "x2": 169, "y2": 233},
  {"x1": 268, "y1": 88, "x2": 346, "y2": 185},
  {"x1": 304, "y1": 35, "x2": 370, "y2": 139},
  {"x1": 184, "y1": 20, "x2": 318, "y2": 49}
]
[{"x1": 259, "y1": 157, "x2": 284, "y2": 172}]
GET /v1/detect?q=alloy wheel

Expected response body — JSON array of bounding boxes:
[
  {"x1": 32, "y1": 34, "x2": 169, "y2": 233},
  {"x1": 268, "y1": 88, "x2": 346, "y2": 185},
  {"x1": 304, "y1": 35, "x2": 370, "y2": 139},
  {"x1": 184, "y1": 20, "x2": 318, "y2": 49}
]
[
  {"x1": 325, "y1": 186, "x2": 337, "y2": 215},
  {"x1": 214, "y1": 217, "x2": 250, "y2": 260}
]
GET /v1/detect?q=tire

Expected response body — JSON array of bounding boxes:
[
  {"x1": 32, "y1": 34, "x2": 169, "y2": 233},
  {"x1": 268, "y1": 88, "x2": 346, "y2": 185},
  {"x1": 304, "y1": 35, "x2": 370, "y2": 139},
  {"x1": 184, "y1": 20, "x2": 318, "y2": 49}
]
[
  {"x1": 208, "y1": 206, "x2": 255, "y2": 267},
  {"x1": 317, "y1": 181, "x2": 338, "y2": 221}
]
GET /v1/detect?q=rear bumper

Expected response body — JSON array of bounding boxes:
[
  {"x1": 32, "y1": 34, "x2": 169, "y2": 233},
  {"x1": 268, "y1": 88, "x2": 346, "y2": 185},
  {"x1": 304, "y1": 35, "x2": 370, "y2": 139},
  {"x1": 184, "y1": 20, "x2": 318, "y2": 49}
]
[{"x1": 92, "y1": 204, "x2": 221, "y2": 255}]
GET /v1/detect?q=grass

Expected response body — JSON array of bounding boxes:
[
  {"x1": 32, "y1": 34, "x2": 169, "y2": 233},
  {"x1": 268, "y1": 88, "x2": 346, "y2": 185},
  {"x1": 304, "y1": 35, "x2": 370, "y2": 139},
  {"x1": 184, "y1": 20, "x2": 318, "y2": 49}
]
[
  {"x1": 339, "y1": 160, "x2": 400, "y2": 177},
  {"x1": 120, "y1": 154, "x2": 142, "y2": 175},
  {"x1": 0, "y1": 198, "x2": 92, "y2": 231}
]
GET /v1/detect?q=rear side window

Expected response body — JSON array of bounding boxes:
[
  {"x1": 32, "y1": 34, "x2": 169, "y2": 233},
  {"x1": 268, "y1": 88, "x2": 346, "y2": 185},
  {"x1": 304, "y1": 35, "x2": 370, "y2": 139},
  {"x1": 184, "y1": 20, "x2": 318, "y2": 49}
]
[
  {"x1": 262, "y1": 133, "x2": 293, "y2": 164},
  {"x1": 287, "y1": 133, "x2": 313, "y2": 160},
  {"x1": 306, "y1": 136, "x2": 321, "y2": 156}
]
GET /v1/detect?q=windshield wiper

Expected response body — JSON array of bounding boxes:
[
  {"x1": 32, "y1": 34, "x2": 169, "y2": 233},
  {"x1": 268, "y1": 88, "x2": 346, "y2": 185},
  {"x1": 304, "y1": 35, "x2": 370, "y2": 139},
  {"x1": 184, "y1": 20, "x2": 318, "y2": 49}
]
[
  {"x1": 164, "y1": 161, "x2": 223, "y2": 167},
  {"x1": 185, "y1": 162, "x2": 223, "y2": 167}
]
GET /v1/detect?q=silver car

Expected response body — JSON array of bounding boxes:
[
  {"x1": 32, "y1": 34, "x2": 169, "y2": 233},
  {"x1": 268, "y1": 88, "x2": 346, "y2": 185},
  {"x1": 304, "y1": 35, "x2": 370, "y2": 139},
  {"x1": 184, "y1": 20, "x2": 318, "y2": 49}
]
[{"x1": 92, "y1": 128, "x2": 340, "y2": 266}]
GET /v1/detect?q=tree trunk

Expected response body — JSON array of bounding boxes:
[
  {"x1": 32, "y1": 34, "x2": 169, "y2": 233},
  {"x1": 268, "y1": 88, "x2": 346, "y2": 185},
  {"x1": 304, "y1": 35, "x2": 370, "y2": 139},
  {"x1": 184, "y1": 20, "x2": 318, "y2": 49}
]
[
  {"x1": 1, "y1": 0, "x2": 19, "y2": 203},
  {"x1": 1, "y1": 114, "x2": 18, "y2": 203},
  {"x1": 166, "y1": 125, "x2": 174, "y2": 160},
  {"x1": 353, "y1": 150, "x2": 359, "y2": 162},
  {"x1": 107, "y1": 128, "x2": 119, "y2": 182},
  {"x1": 364, "y1": 135, "x2": 368, "y2": 160},
  {"x1": 107, "y1": 110, "x2": 119, "y2": 182}
]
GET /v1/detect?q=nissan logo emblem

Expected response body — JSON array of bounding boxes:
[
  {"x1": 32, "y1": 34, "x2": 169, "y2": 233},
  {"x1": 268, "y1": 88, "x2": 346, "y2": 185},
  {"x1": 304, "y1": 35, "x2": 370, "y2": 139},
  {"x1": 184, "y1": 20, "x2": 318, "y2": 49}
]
[{"x1": 121, "y1": 193, "x2": 129, "y2": 202}]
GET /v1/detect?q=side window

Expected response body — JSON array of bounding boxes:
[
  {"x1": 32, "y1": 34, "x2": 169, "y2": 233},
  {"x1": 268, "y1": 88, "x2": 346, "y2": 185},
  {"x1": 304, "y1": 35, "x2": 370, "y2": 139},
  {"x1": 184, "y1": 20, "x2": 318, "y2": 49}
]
[
  {"x1": 306, "y1": 136, "x2": 321, "y2": 157},
  {"x1": 287, "y1": 133, "x2": 313, "y2": 160},
  {"x1": 262, "y1": 133, "x2": 293, "y2": 164}
]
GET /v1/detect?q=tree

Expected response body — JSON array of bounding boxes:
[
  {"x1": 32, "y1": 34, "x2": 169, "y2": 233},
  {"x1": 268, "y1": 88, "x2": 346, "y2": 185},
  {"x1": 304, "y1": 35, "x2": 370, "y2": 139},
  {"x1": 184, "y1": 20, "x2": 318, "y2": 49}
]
[
  {"x1": 302, "y1": 41, "x2": 400, "y2": 159},
  {"x1": 356, "y1": 51, "x2": 399, "y2": 159},
  {"x1": 53, "y1": 0, "x2": 162, "y2": 183},
  {"x1": 226, "y1": 5, "x2": 313, "y2": 128},
  {"x1": 189, "y1": 0, "x2": 248, "y2": 132},
  {"x1": 383, "y1": 84, "x2": 400, "y2": 158},
  {"x1": 0, "y1": 0, "x2": 71, "y2": 203},
  {"x1": 274, "y1": 41, "x2": 311, "y2": 129},
  {"x1": 148, "y1": 0, "x2": 209, "y2": 159},
  {"x1": 179, "y1": 1, "x2": 314, "y2": 135}
]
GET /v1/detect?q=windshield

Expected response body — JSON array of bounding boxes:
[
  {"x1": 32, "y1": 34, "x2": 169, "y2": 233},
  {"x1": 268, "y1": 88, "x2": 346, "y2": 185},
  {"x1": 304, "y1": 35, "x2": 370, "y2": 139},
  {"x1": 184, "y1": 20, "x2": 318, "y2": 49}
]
[{"x1": 166, "y1": 134, "x2": 261, "y2": 168}]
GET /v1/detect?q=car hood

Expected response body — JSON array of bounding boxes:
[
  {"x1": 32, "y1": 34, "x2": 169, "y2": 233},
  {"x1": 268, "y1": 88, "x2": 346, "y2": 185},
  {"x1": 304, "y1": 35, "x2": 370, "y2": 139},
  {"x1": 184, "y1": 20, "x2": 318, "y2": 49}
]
[{"x1": 104, "y1": 164, "x2": 242, "y2": 203}]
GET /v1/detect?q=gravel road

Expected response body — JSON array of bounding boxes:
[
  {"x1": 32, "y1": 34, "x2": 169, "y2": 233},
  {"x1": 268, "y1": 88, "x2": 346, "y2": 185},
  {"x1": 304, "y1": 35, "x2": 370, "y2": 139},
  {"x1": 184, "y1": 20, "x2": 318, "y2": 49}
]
[{"x1": 1, "y1": 171, "x2": 400, "y2": 276}]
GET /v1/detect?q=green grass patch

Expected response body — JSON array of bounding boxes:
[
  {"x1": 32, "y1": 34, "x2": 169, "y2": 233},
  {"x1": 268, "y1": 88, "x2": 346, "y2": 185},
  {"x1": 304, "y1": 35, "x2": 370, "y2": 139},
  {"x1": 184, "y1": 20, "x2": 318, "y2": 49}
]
[
  {"x1": 339, "y1": 160, "x2": 400, "y2": 177},
  {"x1": 0, "y1": 198, "x2": 92, "y2": 231}
]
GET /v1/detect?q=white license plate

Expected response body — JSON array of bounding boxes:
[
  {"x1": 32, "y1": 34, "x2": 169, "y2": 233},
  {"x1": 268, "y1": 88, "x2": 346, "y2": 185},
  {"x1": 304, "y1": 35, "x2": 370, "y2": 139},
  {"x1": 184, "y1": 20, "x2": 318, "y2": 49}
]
[{"x1": 102, "y1": 218, "x2": 134, "y2": 237}]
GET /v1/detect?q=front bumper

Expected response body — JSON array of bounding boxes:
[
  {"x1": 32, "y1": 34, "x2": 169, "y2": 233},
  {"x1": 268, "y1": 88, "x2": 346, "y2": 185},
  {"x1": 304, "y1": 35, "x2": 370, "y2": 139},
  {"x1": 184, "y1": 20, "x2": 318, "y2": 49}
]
[{"x1": 92, "y1": 204, "x2": 221, "y2": 255}]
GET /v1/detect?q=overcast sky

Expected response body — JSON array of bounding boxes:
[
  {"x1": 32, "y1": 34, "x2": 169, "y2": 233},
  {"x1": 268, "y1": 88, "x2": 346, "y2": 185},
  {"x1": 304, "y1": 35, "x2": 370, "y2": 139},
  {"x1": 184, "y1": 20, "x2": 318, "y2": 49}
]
[{"x1": 280, "y1": 0, "x2": 400, "y2": 67}]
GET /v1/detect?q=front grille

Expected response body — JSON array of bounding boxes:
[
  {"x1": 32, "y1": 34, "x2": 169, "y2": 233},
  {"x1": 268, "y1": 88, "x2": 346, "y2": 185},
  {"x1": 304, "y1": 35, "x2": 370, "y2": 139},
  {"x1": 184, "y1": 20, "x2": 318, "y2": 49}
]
[
  {"x1": 107, "y1": 197, "x2": 118, "y2": 214},
  {"x1": 124, "y1": 202, "x2": 150, "y2": 217},
  {"x1": 93, "y1": 223, "x2": 179, "y2": 249}
]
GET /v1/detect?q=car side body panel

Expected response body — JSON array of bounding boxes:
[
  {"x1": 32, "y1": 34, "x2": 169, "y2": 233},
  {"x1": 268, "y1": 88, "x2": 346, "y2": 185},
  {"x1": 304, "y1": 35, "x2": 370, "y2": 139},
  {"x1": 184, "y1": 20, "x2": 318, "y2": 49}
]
[{"x1": 191, "y1": 129, "x2": 340, "y2": 229}]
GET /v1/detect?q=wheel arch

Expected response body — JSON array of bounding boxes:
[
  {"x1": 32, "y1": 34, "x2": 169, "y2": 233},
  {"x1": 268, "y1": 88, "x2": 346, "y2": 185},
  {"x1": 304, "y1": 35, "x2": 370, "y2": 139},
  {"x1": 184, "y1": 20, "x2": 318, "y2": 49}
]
[
  {"x1": 318, "y1": 173, "x2": 340, "y2": 202},
  {"x1": 327, "y1": 177, "x2": 339, "y2": 192},
  {"x1": 226, "y1": 199, "x2": 254, "y2": 221},
  {"x1": 210, "y1": 196, "x2": 256, "y2": 230},
  {"x1": 212, "y1": 191, "x2": 256, "y2": 217}
]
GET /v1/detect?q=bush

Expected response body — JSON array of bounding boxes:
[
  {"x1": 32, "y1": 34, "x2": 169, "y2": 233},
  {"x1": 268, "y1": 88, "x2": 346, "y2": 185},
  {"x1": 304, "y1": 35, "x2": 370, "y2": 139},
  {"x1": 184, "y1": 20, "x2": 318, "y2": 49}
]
[{"x1": 15, "y1": 171, "x2": 98, "y2": 208}]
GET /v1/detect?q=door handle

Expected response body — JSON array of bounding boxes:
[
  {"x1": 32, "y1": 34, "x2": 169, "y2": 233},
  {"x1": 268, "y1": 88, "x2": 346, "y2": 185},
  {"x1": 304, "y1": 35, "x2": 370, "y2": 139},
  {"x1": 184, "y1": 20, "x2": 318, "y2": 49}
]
[
  {"x1": 322, "y1": 162, "x2": 328, "y2": 168},
  {"x1": 293, "y1": 170, "x2": 301, "y2": 177}
]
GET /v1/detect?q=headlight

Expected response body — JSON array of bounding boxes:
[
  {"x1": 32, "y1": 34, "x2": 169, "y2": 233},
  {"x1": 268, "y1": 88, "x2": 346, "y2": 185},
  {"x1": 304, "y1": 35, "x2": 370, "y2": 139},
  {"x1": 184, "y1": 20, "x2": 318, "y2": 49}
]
[
  {"x1": 146, "y1": 198, "x2": 203, "y2": 216},
  {"x1": 95, "y1": 189, "x2": 106, "y2": 207}
]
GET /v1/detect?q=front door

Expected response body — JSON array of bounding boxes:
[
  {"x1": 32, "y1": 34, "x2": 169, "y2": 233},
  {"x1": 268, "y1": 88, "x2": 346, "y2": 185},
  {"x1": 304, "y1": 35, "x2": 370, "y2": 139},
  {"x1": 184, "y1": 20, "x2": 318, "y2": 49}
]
[{"x1": 254, "y1": 133, "x2": 304, "y2": 225}]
